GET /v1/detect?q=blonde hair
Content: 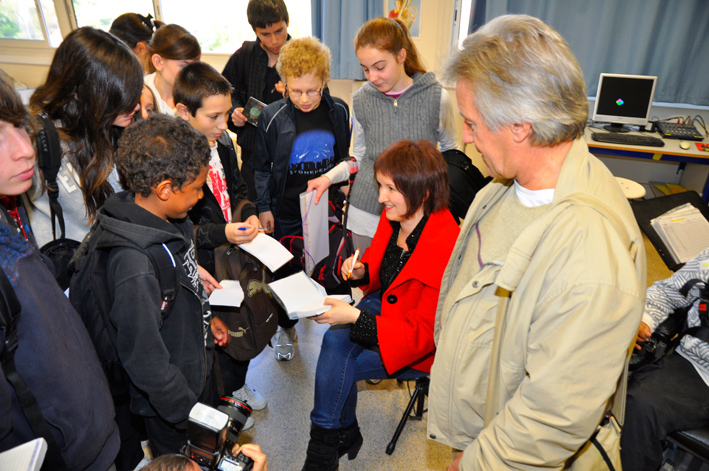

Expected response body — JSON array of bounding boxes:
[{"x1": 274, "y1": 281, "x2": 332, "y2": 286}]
[{"x1": 276, "y1": 37, "x2": 331, "y2": 83}]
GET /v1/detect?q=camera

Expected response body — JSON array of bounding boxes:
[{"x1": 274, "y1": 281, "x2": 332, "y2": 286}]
[{"x1": 185, "y1": 396, "x2": 254, "y2": 471}]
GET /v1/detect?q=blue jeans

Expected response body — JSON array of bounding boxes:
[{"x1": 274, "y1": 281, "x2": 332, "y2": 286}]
[{"x1": 310, "y1": 291, "x2": 426, "y2": 429}]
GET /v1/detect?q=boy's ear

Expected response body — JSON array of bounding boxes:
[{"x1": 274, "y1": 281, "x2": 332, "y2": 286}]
[
  {"x1": 151, "y1": 54, "x2": 164, "y2": 72},
  {"x1": 155, "y1": 180, "x2": 174, "y2": 201},
  {"x1": 176, "y1": 103, "x2": 191, "y2": 121}
]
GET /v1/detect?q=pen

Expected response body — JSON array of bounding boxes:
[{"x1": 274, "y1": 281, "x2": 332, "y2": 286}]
[
  {"x1": 238, "y1": 227, "x2": 267, "y2": 231},
  {"x1": 348, "y1": 248, "x2": 360, "y2": 280}
]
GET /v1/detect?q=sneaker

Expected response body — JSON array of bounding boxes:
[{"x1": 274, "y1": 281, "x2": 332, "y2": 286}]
[
  {"x1": 271, "y1": 326, "x2": 297, "y2": 361},
  {"x1": 232, "y1": 384, "x2": 267, "y2": 411},
  {"x1": 242, "y1": 416, "x2": 255, "y2": 431}
]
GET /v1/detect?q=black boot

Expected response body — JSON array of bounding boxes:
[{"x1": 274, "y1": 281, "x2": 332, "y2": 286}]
[
  {"x1": 301, "y1": 423, "x2": 340, "y2": 471},
  {"x1": 338, "y1": 419, "x2": 363, "y2": 460}
]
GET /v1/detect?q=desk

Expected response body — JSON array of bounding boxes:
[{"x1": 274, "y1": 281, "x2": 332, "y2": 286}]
[{"x1": 583, "y1": 127, "x2": 709, "y2": 200}]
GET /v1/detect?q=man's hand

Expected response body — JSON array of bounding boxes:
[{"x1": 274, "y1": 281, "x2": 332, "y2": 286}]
[
  {"x1": 231, "y1": 444, "x2": 268, "y2": 471},
  {"x1": 210, "y1": 317, "x2": 229, "y2": 347},
  {"x1": 447, "y1": 451, "x2": 463, "y2": 471},
  {"x1": 198, "y1": 264, "x2": 222, "y2": 295},
  {"x1": 259, "y1": 211, "x2": 275, "y2": 234},
  {"x1": 635, "y1": 321, "x2": 652, "y2": 350},
  {"x1": 306, "y1": 175, "x2": 332, "y2": 205},
  {"x1": 231, "y1": 107, "x2": 247, "y2": 127}
]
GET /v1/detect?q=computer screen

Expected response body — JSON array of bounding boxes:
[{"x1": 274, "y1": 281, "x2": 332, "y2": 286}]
[{"x1": 592, "y1": 73, "x2": 657, "y2": 133}]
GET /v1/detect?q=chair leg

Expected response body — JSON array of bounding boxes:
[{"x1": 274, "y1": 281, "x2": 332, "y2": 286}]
[{"x1": 386, "y1": 378, "x2": 430, "y2": 455}]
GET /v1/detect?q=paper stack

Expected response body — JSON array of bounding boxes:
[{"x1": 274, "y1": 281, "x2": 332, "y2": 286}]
[
  {"x1": 650, "y1": 203, "x2": 709, "y2": 264},
  {"x1": 268, "y1": 271, "x2": 352, "y2": 320}
]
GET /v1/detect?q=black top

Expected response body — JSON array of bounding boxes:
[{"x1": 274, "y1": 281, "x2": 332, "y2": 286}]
[
  {"x1": 349, "y1": 215, "x2": 429, "y2": 347},
  {"x1": 263, "y1": 66, "x2": 282, "y2": 104}
]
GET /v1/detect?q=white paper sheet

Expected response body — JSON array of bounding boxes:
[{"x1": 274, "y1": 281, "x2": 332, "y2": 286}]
[
  {"x1": 268, "y1": 271, "x2": 352, "y2": 319},
  {"x1": 300, "y1": 189, "x2": 329, "y2": 276},
  {"x1": 238, "y1": 233, "x2": 293, "y2": 272},
  {"x1": 208, "y1": 279, "x2": 244, "y2": 307},
  {"x1": 0, "y1": 438, "x2": 47, "y2": 471}
]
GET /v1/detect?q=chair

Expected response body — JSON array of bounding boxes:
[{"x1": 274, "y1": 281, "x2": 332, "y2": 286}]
[
  {"x1": 386, "y1": 377, "x2": 429, "y2": 455},
  {"x1": 667, "y1": 427, "x2": 709, "y2": 469}
]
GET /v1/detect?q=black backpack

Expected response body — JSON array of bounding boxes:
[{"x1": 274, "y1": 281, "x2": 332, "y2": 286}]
[
  {"x1": 35, "y1": 114, "x2": 81, "y2": 291},
  {"x1": 69, "y1": 224, "x2": 177, "y2": 394},
  {"x1": 442, "y1": 149, "x2": 491, "y2": 222}
]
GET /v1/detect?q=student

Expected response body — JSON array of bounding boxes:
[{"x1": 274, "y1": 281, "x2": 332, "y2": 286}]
[
  {"x1": 25, "y1": 26, "x2": 143, "y2": 247},
  {"x1": 307, "y1": 17, "x2": 458, "y2": 253},
  {"x1": 144, "y1": 24, "x2": 201, "y2": 114},
  {"x1": 222, "y1": 0, "x2": 290, "y2": 201},
  {"x1": 174, "y1": 61, "x2": 265, "y2": 426},
  {"x1": 252, "y1": 36, "x2": 350, "y2": 361},
  {"x1": 0, "y1": 70, "x2": 120, "y2": 471},
  {"x1": 74, "y1": 114, "x2": 229, "y2": 458},
  {"x1": 110, "y1": 12, "x2": 161, "y2": 73}
]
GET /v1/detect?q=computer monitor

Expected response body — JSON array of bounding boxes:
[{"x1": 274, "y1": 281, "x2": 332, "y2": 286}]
[{"x1": 592, "y1": 73, "x2": 657, "y2": 133}]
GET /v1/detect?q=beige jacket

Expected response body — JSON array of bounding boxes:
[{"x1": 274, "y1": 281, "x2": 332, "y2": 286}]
[{"x1": 428, "y1": 139, "x2": 646, "y2": 470}]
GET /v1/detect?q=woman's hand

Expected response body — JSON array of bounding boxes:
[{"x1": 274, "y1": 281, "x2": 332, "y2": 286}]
[
  {"x1": 311, "y1": 298, "x2": 360, "y2": 325},
  {"x1": 340, "y1": 255, "x2": 365, "y2": 281},
  {"x1": 306, "y1": 175, "x2": 332, "y2": 205},
  {"x1": 230, "y1": 443, "x2": 268, "y2": 471},
  {"x1": 259, "y1": 211, "x2": 275, "y2": 234},
  {"x1": 210, "y1": 317, "x2": 229, "y2": 347},
  {"x1": 198, "y1": 264, "x2": 222, "y2": 295}
]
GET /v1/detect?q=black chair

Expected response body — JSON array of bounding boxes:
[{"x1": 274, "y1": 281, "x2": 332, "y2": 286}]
[
  {"x1": 386, "y1": 377, "x2": 429, "y2": 455},
  {"x1": 668, "y1": 428, "x2": 709, "y2": 469}
]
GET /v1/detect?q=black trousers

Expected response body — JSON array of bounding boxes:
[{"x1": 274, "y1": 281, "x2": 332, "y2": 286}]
[
  {"x1": 217, "y1": 348, "x2": 250, "y2": 395},
  {"x1": 621, "y1": 352, "x2": 709, "y2": 471},
  {"x1": 240, "y1": 150, "x2": 257, "y2": 203}
]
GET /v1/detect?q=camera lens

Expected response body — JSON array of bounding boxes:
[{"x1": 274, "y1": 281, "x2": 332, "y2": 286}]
[{"x1": 218, "y1": 396, "x2": 252, "y2": 452}]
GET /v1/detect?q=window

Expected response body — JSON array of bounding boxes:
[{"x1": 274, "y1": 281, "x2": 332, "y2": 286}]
[
  {"x1": 69, "y1": 0, "x2": 312, "y2": 54},
  {"x1": 1, "y1": 0, "x2": 61, "y2": 46}
]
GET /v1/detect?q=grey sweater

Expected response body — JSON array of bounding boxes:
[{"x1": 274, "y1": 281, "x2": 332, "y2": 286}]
[{"x1": 349, "y1": 72, "x2": 442, "y2": 216}]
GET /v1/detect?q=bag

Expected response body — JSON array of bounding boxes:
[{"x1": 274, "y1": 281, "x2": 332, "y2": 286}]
[
  {"x1": 0, "y1": 270, "x2": 68, "y2": 470},
  {"x1": 213, "y1": 244, "x2": 280, "y2": 361},
  {"x1": 566, "y1": 416, "x2": 621, "y2": 471},
  {"x1": 69, "y1": 225, "x2": 177, "y2": 394},
  {"x1": 35, "y1": 113, "x2": 80, "y2": 291},
  {"x1": 442, "y1": 149, "x2": 491, "y2": 222}
]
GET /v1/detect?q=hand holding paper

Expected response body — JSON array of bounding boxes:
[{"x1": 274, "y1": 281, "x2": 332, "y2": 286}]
[{"x1": 311, "y1": 297, "x2": 361, "y2": 325}]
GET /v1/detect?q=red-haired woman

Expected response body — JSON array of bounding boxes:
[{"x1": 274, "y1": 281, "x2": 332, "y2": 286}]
[{"x1": 302, "y1": 140, "x2": 460, "y2": 470}]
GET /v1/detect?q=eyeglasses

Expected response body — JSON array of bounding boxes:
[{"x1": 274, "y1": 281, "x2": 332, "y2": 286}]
[{"x1": 287, "y1": 86, "x2": 323, "y2": 99}]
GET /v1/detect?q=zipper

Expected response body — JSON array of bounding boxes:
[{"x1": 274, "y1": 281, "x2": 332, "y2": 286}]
[
  {"x1": 181, "y1": 281, "x2": 209, "y2": 394},
  {"x1": 393, "y1": 98, "x2": 398, "y2": 140}
]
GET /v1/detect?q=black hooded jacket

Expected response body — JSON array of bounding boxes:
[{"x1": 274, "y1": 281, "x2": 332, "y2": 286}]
[{"x1": 88, "y1": 191, "x2": 214, "y2": 425}]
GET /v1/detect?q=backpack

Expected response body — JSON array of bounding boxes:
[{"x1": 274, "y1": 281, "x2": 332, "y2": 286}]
[
  {"x1": 69, "y1": 224, "x2": 177, "y2": 394},
  {"x1": 35, "y1": 113, "x2": 81, "y2": 291},
  {"x1": 442, "y1": 149, "x2": 491, "y2": 222},
  {"x1": 0, "y1": 270, "x2": 68, "y2": 470},
  {"x1": 212, "y1": 245, "x2": 280, "y2": 361}
]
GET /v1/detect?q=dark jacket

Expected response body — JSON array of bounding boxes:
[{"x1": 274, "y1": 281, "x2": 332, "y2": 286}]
[
  {"x1": 92, "y1": 192, "x2": 214, "y2": 425},
  {"x1": 222, "y1": 37, "x2": 290, "y2": 153},
  {"x1": 252, "y1": 90, "x2": 351, "y2": 217},
  {"x1": 189, "y1": 133, "x2": 258, "y2": 275},
  {"x1": 0, "y1": 201, "x2": 119, "y2": 471}
]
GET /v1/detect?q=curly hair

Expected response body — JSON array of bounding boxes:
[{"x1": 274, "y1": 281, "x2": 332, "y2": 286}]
[
  {"x1": 276, "y1": 37, "x2": 331, "y2": 83},
  {"x1": 116, "y1": 114, "x2": 209, "y2": 197},
  {"x1": 373, "y1": 140, "x2": 449, "y2": 218},
  {"x1": 444, "y1": 15, "x2": 587, "y2": 147}
]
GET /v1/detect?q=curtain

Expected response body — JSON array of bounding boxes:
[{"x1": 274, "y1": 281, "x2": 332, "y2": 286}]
[
  {"x1": 468, "y1": 0, "x2": 709, "y2": 106},
  {"x1": 312, "y1": 0, "x2": 384, "y2": 80}
]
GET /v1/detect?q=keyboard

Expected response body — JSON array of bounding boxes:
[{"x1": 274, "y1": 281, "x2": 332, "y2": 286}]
[
  {"x1": 590, "y1": 132, "x2": 665, "y2": 147},
  {"x1": 656, "y1": 122, "x2": 704, "y2": 141}
]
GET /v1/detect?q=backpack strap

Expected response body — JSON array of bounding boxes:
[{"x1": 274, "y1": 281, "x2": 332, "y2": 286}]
[
  {"x1": 144, "y1": 244, "x2": 178, "y2": 318},
  {"x1": 35, "y1": 114, "x2": 65, "y2": 241},
  {"x1": 0, "y1": 270, "x2": 68, "y2": 470}
]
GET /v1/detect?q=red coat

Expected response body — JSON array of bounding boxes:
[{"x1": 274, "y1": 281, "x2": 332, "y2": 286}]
[{"x1": 359, "y1": 209, "x2": 460, "y2": 374}]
